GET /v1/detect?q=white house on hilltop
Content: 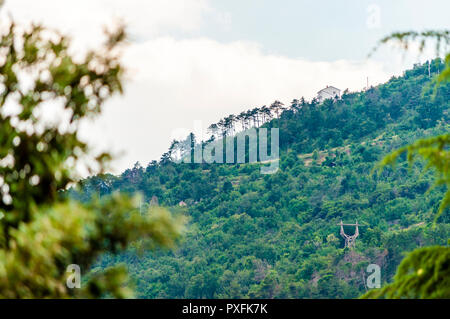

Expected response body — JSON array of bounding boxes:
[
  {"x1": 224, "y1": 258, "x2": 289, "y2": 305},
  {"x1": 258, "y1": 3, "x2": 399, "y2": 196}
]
[{"x1": 317, "y1": 86, "x2": 341, "y2": 103}]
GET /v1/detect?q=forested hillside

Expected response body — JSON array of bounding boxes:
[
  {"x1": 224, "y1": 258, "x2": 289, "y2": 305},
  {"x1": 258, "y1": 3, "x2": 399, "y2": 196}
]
[{"x1": 71, "y1": 59, "x2": 449, "y2": 298}]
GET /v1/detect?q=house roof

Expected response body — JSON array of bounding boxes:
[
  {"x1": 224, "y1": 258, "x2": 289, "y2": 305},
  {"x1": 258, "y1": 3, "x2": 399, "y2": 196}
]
[{"x1": 317, "y1": 86, "x2": 340, "y2": 94}]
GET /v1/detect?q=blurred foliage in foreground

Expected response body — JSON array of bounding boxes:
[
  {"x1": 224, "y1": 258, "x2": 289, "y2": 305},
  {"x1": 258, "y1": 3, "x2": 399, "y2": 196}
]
[
  {"x1": 76, "y1": 58, "x2": 448, "y2": 299},
  {"x1": 363, "y1": 30, "x2": 449, "y2": 299},
  {"x1": 0, "y1": 20, "x2": 185, "y2": 298}
]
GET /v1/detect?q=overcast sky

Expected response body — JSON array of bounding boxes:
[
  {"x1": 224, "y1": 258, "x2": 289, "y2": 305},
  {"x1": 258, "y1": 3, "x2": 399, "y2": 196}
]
[{"x1": 2, "y1": 0, "x2": 449, "y2": 174}]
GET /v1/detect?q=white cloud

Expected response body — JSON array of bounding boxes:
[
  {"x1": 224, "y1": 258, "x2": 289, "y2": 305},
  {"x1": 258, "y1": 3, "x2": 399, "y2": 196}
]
[
  {"x1": 1, "y1": 1, "x2": 437, "y2": 175},
  {"x1": 1, "y1": 0, "x2": 210, "y2": 47},
  {"x1": 78, "y1": 36, "x2": 395, "y2": 173}
]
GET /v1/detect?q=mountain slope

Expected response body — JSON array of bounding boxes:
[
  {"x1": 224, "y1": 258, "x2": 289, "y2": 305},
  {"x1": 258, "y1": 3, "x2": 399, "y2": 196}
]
[{"x1": 72, "y1": 59, "x2": 450, "y2": 298}]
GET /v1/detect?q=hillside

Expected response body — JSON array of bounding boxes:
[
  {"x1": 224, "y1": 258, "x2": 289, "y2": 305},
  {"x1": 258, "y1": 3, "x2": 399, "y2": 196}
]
[{"x1": 71, "y1": 59, "x2": 450, "y2": 298}]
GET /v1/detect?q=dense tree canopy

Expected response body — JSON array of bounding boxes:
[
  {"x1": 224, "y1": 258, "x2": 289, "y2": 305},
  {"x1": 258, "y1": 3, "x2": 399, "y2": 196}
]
[
  {"x1": 362, "y1": 29, "x2": 450, "y2": 299},
  {"x1": 0, "y1": 19, "x2": 184, "y2": 298},
  {"x1": 74, "y1": 59, "x2": 449, "y2": 298},
  {"x1": 1, "y1": 5, "x2": 447, "y2": 298}
]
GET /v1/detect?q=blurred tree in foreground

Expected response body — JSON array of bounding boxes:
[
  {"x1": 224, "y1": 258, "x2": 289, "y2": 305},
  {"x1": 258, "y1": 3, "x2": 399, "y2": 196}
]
[
  {"x1": 363, "y1": 30, "x2": 449, "y2": 299},
  {"x1": 0, "y1": 18, "x2": 185, "y2": 297}
]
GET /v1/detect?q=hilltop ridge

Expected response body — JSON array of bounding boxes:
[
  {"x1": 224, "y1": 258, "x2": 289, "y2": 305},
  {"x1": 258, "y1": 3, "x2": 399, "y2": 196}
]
[{"x1": 73, "y1": 59, "x2": 449, "y2": 298}]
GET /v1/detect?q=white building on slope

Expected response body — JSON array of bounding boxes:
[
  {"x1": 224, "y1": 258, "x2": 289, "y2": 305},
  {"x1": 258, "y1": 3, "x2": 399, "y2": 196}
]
[{"x1": 317, "y1": 86, "x2": 341, "y2": 103}]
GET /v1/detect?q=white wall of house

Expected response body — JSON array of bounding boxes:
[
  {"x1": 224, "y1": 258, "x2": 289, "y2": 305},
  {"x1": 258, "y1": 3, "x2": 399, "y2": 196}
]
[{"x1": 317, "y1": 86, "x2": 340, "y2": 103}]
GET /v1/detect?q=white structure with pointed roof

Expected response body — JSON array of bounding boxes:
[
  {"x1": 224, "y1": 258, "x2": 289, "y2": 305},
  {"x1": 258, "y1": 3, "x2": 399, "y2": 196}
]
[{"x1": 317, "y1": 85, "x2": 340, "y2": 103}]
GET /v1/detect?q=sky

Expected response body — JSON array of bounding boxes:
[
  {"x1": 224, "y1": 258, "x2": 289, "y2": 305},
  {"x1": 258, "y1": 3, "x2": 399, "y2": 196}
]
[{"x1": 1, "y1": 0, "x2": 449, "y2": 174}]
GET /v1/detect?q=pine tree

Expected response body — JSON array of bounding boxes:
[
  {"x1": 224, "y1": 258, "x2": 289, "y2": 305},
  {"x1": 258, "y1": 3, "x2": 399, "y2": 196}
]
[{"x1": 362, "y1": 29, "x2": 450, "y2": 299}]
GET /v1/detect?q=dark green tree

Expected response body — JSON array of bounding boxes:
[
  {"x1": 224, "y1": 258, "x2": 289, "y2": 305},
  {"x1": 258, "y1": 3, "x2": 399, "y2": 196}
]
[
  {"x1": 363, "y1": 29, "x2": 450, "y2": 299},
  {"x1": 0, "y1": 16, "x2": 185, "y2": 298}
]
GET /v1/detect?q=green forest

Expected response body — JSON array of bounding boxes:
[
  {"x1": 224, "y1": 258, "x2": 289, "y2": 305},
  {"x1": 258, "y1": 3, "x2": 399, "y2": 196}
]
[{"x1": 70, "y1": 59, "x2": 450, "y2": 298}]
